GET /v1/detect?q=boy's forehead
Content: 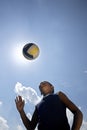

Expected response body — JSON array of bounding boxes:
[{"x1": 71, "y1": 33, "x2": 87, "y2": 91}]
[{"x1": 39, "y1": 81, "x2": 52, "y2": 88}]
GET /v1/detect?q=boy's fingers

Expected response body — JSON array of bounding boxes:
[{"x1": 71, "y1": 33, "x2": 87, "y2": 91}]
[{"x1": 18, "y1": 96, "x2": 22, "y2": 101}]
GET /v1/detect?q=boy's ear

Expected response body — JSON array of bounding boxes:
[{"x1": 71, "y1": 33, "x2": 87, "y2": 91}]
[{"x1": 51, "y1": 86, "x2": 54, "y2": 93}]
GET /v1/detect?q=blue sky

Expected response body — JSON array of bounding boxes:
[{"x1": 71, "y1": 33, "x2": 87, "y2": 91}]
[{"x1": 0, "y1": 0, "x2": 87, "y2": 130}]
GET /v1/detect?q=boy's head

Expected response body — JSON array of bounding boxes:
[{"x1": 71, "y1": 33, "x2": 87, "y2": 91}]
[{"x1": 39, "y1": 81, "x2": 54, "y2": 96}]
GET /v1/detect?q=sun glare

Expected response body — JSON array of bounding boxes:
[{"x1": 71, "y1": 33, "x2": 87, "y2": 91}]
[
  {"x1": 12, "y1": 44, "x2": 29, "y2": 65},
  {"x1": 11, "y1": 43, "x2": 40, "y2": 66}
]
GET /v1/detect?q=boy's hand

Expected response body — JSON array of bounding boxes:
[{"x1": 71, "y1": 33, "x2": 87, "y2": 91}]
[{"x1": 15, "y1": 96, "x2": 25, "y2": 113}]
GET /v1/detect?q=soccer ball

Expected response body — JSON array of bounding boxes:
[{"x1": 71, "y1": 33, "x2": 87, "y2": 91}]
[{"x1": 22, "y1": 43, "x2": 40, "y2": 60}]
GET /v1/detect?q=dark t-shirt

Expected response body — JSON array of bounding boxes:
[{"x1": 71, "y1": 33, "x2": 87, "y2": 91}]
[{"x1": 36, "y1": 94, "x2": 70, "y2": 130}]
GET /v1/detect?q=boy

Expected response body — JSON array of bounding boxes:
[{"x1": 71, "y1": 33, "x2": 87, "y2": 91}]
[{"x1": 15, "y1": 81, "x2": 83, "y2": 130}]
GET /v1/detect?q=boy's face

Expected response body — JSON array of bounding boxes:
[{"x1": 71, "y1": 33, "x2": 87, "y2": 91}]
[{"x1": 39, "y1": 81, "x2": 54, "y2": 96}]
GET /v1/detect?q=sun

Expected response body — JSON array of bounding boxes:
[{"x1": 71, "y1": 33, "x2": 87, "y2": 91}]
[
  {"x1": 11, "y1": 42, "x2": 40, "y2": 67},
  {"x1": 12, "y1": 43, "x2": 29, "y2": 65}
]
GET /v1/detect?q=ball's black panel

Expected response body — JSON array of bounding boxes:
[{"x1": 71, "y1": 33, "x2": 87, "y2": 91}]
[{"x1": 22, "y1": 43, "x2": 34, "y2": 59}]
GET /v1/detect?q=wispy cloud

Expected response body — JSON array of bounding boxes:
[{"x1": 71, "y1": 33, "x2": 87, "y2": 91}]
[
  {"x1": 17, "y1": 125, "x2": 24, "y2": 130},
  {"x1": 0, "y1": 100, "x2": 9, "y2": 130},
  {"x1": 14, "y1": 82, "x2": 42, "y2": 105},
  {"x1": 0, "y1": 116, "x2": 9, "y2": 130},
  {"x1": 81, "y1": 120, "x2": 87, "y2": 130},
  {"x1": 67, "y1": 109, "x2": 73, "y2": 128}
]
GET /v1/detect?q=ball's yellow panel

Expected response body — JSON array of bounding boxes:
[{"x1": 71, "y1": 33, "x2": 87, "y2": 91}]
[{"x1": 27, "y1": 45, "x2": 39, "y2": 58}]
